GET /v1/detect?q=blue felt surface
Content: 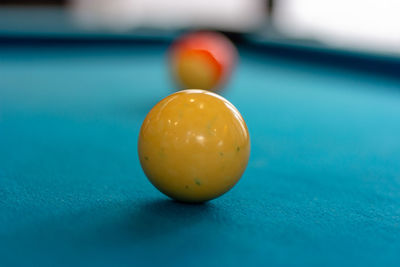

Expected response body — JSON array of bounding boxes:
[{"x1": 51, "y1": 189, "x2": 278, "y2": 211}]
[{"x1": 1, "y1": 43, "x2": 400, "y2": 267}]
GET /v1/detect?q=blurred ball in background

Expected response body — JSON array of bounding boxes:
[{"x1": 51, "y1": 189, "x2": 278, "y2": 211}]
[{"x1": 169, "y1": 31, "x2": 237, "y2": 92}]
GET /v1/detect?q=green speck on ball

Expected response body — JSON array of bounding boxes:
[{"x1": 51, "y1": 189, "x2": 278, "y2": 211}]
[
  {"x1": 194, "y1": 178, "x2": 201, "y2": 186},
  {"x1": 236, "y1": 146, "x2": 240, "y2": 152}
]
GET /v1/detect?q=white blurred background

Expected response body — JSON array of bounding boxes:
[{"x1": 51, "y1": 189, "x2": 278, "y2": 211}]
[
  {"x1": 69, "y1": 0, "x2": 266, "y2": 32},
  {"x1": 274, "y1": 0, "x2": 400, "y2": 54},
  {"x1": 1, "y1": 0, "x2": 400, "y2": 55}
]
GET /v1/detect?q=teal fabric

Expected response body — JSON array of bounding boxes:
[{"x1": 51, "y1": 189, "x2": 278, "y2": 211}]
[{"x1": 1, "y1": 43, "x2": 400, "y2": 267}]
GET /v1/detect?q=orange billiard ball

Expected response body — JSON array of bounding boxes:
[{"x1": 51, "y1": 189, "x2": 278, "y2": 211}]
[
  {"x1": 169, "y1": 31, "x2": 237, "y2": 92},
  {"x1": 138, "y1": 90, "x2": 250, "y2": 203}
]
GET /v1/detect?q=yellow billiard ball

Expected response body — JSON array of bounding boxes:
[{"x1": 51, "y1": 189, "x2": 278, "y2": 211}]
[{"x1": 138, "y1": 89, "x2": 250, "y2": 203}]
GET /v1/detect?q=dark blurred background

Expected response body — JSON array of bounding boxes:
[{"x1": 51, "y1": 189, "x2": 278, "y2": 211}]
[{"x1": 1, "y1": 0, "x2": 399, "y2": 56}]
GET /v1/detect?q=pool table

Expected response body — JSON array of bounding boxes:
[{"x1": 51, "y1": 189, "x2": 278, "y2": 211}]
[{"x1": 1, "y1": 34, "x2": 400, "y2": 267}]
